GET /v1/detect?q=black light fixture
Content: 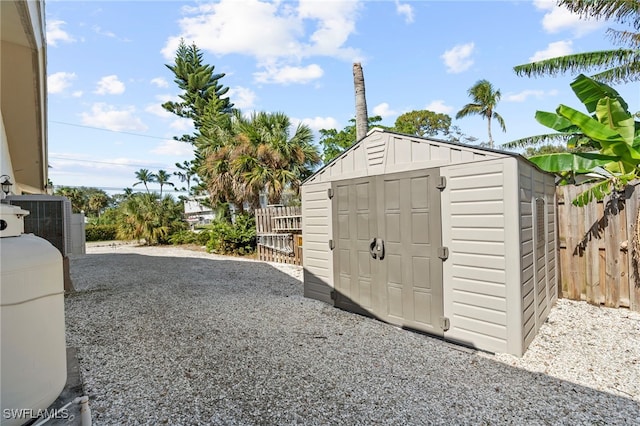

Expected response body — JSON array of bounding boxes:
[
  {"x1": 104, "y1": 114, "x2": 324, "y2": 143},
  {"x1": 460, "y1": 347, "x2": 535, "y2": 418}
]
[{"x1": 0, "y1": 174, "x2": 13, "y2": 197}]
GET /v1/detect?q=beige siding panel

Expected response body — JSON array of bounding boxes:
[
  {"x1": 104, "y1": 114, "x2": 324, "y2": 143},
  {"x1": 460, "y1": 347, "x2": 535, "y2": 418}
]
[
  {"x1": 518, "y1": 161, "x2": 557, "y2": 354},
  {"x1": 450, "y1": 240, "x2": 505, "y2": 256},
  {"x1": 450, "y1": 314, "x2": 507, "y2": 342},
  {"x1": 451, "y1": 227, "x2": 505, "y2": 242},
  {"x1": 450, "y1": 187, "x2": 504, "y2": 203},
  {"x1": 452, "y1": 302, "x2": 507, "y2": 327},
  {"x1": 452, "y1": 265, "x2": 506, "y2": 284},
  {"x1": 441, "y1": 158, "x2": 511, "y2": 354},
  {"x1": 452, "y1": 290, "x2": 507, "y2": 312},
  {"x1": 454, "y1": 253, "x2": 505, "y2": 270},
  {"x1": 450, "y1": 200, "x2": 504, "y2": 215},
  {"x1": 302, "y1": 182, "x2": 333, "y2": 304},
  {"x1": 450, "y1": 277, "x2": 507, "y2": 298}
]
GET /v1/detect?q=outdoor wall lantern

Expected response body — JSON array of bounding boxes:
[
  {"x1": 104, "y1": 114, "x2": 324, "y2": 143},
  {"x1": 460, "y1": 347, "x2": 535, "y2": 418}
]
[{"x1": 0, "y1": 175, "x2": 13, "y2": 199}]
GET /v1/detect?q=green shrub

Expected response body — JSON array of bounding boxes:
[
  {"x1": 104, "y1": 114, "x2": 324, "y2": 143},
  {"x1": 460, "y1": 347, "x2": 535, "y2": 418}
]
[
  {"x1": 167, "y1": 229, "x2": 212, "y2": 245},
  {"x1": 86, "y1": 224, "x2": 118, "y2": 242},
  {"x1": 206, "y1": 214, "x2": 256, "y2": 255}
]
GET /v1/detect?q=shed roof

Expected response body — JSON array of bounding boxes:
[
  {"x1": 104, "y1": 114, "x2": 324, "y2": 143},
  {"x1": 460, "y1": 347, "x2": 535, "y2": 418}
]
[{"x1": 304, "y1": 128, "x2": 532, "y2": 185}]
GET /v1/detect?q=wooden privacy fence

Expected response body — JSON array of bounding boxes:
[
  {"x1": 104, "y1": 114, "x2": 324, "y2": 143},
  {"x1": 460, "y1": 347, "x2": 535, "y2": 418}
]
[
  {"x1": 255, "y1": 206, "x2": 302, "y2": 266},
  {"x1": 557, "y1": 182, "x2": 640, "y2": 311}
]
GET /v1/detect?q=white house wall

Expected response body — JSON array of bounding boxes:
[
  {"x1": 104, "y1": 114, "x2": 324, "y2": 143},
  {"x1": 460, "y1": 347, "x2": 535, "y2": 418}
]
[{"x1": 440, "y1": 158, "x2": 523, "y2": 355}]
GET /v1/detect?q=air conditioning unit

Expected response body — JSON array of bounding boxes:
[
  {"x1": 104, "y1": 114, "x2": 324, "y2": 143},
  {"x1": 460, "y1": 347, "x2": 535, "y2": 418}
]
[{"x1": 5, "y1": 195, "x2": 73, "y2": 256}]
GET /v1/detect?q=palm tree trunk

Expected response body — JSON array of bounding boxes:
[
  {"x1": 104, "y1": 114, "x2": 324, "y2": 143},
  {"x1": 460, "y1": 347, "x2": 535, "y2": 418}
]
[
  {"x1": 353, "y1": 63, "x2": 368, "y2": 142},
  {"x1": 487, "y1": 114, "x2": 493, "y2": 149}
]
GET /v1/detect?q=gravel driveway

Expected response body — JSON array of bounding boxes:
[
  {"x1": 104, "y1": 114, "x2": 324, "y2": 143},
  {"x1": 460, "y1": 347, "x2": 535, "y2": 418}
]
[{"x1": 66, "y1": 244, "x2": 640, "y2": 425}]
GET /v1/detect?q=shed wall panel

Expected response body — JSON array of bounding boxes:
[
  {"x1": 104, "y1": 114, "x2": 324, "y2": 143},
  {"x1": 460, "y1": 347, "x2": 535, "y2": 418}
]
[
  {"x1": 519, "y1": 162, "x2": 558, "y2": 353},
  {"x1": 441, "y1": 159, "x2": 511, "y2": 353},
  {"x1": 302, "y1": 182, "x2": 333, "y2": 304}
]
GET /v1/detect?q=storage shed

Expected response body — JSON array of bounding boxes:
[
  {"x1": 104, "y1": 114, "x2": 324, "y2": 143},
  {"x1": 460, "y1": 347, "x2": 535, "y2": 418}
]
[{"x1": 301, "y1": 129, "x2": 557, "y2": 356}]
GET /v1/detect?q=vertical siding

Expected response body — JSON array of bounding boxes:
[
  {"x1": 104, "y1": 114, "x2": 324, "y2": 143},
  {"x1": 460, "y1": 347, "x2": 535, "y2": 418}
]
[
  {"x1": 519, "y1": 163, "x2": 557, "y2": 353},
  {"x1": 302, "y1": 182, "x2": 333, "y2": 304},
  {"x1": 441, "y1": 159, "x2": 511, "y2": 354}
]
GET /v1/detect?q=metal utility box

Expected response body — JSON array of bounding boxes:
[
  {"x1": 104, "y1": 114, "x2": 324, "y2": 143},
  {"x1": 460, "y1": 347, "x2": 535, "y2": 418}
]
[{"x1": 301, "y1": 129, "x2": 557, "y2": 356}]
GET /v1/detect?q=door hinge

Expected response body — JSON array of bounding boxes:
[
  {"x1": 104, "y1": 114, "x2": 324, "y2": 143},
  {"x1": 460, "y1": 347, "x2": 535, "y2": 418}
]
[
  {"x1": 327, "y1": 188, "x2": 334, "y2": 199},
  {"x1": 438, "y1": 246, "x2": 449, "y2": 261},
  {"x1": 328, "y1": 239, "x2": 335, "y2": 250},
  {"x1": 440, "y1": 316, "x2": 450, "y2": 332},
  {"x1": 330, "y1": 290, "x2": 337, "y2": 300},
  {"x1": 436, "y1": 176, "x2": 446, "y2": 191}
]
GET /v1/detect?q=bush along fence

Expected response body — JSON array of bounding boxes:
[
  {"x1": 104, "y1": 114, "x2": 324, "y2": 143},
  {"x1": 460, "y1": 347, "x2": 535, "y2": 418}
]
[
  {"x1": 255, "y1": 206, "x2": 302, "y2": 266},
  {"x1": 557, "y1": 182, "x2": 640, "y2": 311}
]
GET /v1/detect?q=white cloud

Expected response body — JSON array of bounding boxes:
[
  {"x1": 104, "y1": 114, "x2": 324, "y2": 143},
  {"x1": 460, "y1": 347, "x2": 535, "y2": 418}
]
[
  {"x1": 296, "y1": 116, "x2": 339, "y2": 132},
  {"x1": 152, "y1": 140, "x2": 194, "y2": 156},
  {"x1": 92, "y1": 25, "x2": 116, "y2": 38},
  {"x1": 80, "y1": 103, "x2": 148, "y2": 132},
  {"x1": 529, "y1": 40, "x2": 573, "y2": 62},
  {"x1": 424, "y1": 100, "x2": 454, "y2": 114},
  {"x1": 534, "y1": 0, "x2": 603, "y2": 37},
  {"x1": 227, "y1": 86, "x2": 257, "y2": 109},
  {"x1": 505, "y1": 89, "x2": 559, "y2": 102},
  {"x1": 145, "y1": 94, "x2": 177, "y2": 118},
  {"x1": 72, "y1": 91, "x2": 83, "y2": 98},
  {"x1": 395, "y1": 0, "x2": 414, "y2": 24},
  {"x1": 170, "y1": 118, "x2": 194, "y2": 132},
  {"x1": 47, "y1": 20, "x2": 76, "y2": 47},
  {"x1": 151, "y1": 77, "x2": 169, "y2": 88},
  {"x1": 373, "y1": 102, "x2": 398, "y2": 118},
  {"x1": 441, "y1": 42, "x2": 475, "y2": 74},
  {"x1": 254, "y1": 64, "x2": 324, "y2": 84},
  {"x1": 94, "y1": 75, "x2": 125, "y2": 95},
  {"x1": 145, "y1": 103, "x2": 171, "y2": 118},
  {"x1": 161, "y1": 0, "x2": 362, "y2": 84},
  {"x1": 48, "y1": 72, "x2": 76, "y2": 94}
]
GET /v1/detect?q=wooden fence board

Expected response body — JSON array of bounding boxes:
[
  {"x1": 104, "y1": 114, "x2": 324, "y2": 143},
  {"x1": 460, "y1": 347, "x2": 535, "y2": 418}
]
[
  {"x1": 255, "y1": 206, "x2": 302, "y2": 266},
  {"x1": 557, "y1": 182, "x2": 640, "y2": 311}
]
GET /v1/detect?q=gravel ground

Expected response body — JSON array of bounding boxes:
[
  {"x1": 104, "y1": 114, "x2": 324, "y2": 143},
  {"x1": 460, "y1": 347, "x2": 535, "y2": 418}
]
[{"x1": 66, "y1": 243, "x2": 640, "y2": 425}]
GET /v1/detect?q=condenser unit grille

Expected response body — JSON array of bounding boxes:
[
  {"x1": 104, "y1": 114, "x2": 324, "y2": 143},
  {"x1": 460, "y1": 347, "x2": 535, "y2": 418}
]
[{"x1": 6, "y1": 195, "x2": 72, "y2": 256}]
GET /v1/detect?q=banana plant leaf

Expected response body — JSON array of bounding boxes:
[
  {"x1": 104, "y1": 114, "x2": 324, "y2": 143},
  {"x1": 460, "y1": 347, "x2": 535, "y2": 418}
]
[
  {"x1": 534, "y1": 111, "x2": 579, "y2": 132},
  {"x1": 570, "y1": 73, "x2": 629, "y2": 114},
  {"x1": 528, "y1": 152, "x2": 618, "y2": 173},
  {"x1": 594, "y1": 98, "x2": 636, "y2": 145}
]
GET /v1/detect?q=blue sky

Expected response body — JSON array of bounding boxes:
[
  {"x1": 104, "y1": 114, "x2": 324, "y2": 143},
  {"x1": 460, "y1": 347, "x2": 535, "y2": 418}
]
[{"x1": 45, "y1": 0, "x2": 638, "y2": 194}]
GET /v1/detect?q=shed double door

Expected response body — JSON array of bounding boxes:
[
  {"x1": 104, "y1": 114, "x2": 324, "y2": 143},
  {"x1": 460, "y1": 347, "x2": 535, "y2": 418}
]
[{"x1": 332, "y1": 169, "x2": 444, "y2": 336}]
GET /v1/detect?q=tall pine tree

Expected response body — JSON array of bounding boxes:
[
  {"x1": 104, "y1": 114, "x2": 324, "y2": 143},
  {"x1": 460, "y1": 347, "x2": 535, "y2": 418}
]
[{"x1": 163, "y1": 40, "x2": 234, "y2": 145}]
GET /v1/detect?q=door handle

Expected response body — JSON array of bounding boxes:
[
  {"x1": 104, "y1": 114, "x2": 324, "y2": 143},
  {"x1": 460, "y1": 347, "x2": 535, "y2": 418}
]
[
  {"x1": 377, "y1": 238, "x2": 385, "y2": 260},
  {"x1": 369, "y1": 238, "x2": 378, "y2": 259}
]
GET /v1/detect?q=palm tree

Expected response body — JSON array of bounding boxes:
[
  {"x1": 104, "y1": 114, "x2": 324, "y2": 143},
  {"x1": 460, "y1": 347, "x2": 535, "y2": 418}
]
[
  {"x1": 353, "y1": 63, "x2": 369, "y2": 142},
  {"x1": 455, "y1": 79, "x2": 506, "y2": 149},
  {"x1": 88, "y1": 191, "x2": 109, "y2": 217},
  {"x1": 132, "y1": 169, "x2": 156, "y2": 194},
  {"x1": 230, "y1": 111, "x2": 321, "y2": 206},
  {"x1": 514, "y1": 0, "x2": 640, "y2": 84},
  {"x1": 155, "y1": 170, "x2": 174, "y2": 197}
]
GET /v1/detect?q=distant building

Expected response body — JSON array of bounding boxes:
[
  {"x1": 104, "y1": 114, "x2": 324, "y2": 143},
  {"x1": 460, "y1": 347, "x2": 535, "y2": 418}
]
[{"x1": 183, "y1": 196, "x2": 216, "y2": 229}]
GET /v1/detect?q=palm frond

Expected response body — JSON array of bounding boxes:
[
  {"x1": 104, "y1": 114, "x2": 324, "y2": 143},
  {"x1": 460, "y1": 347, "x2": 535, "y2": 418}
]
[
  {"x1": 514, "y1": 49, "x2": 639, "y2": 80},
  {"x1": 502, "y1": 133, "x2": 576, "y2": 149}
]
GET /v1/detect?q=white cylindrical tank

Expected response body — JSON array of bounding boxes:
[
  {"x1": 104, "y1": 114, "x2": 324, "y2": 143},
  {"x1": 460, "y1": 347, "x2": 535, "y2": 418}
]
[{"x1": 1, "y1": 204, "x2": 67, "y2": 426}]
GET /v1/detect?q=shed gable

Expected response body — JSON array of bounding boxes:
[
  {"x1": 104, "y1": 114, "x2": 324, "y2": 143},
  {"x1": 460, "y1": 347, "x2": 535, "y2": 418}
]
[{"x1": 306, "y1": 129, "x2": 509, "y2": 184}]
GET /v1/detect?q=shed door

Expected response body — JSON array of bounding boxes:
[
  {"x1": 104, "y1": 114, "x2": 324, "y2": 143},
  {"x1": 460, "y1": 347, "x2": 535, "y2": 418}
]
[
  {"x1": 332, "y1": 168, "x2": 444, "y2": 337},
  {"x1": 333, "y1": 177, "x2": 379, "y2": 317}
]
